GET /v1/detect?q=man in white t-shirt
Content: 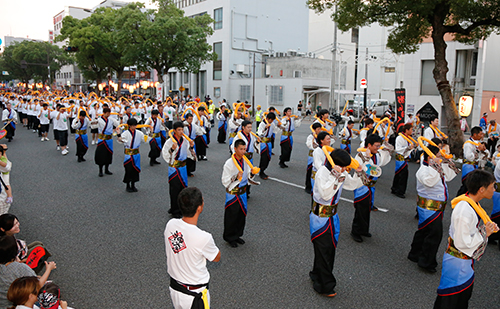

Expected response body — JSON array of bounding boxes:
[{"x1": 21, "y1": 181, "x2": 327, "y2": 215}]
[{"x1": 164, "y1": 187, "x2": 220, "y2": 309}]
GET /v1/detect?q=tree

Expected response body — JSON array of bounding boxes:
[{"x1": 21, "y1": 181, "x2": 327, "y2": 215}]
[
  {"x1": 118, "y1": 0, "x2": 216, "y2": 97},
  {"x1": 0, "y1": 41, "x2": 73, "y2": 84},
  {"x1": 58, "y1": 6, "x2": 136, "y2": 96},
  {"x1": 308, "y1": 0, "x2": 500, "y2": 155}
]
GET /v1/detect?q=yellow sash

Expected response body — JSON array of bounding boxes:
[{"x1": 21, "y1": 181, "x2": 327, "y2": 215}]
[
  {"x1": 231, "y1": 154, "x2": 260, "y2": 180},
  {"x1": 451, "y1": 195, "x2": 496, "y2": 229}
]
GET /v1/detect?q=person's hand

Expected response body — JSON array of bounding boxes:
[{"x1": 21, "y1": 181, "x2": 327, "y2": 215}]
[
  {"x1": 171, "y1": 142, "x2": 178, "y2": 150},
  {"x1": 355, "y1": 165, "x2": 363, "y2": 173},
  {"x1": 237, "y1": 171, "x2": 243, "y2": 180},
  {"x1": 45, "y1": 261, "x2": 57, "y2": 271},
  {"x1": 60, "y1": 300, "x2": 68, "y2": 309},
  {"x1": 189, "y1": 140, "x2": 195, "y2": 147},
  {"x1": 486, "y1": 221, "x2": 499, "y2": 237}
]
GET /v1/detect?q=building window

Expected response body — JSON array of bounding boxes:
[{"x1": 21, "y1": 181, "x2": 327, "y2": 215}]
[
  {"x1": 420, "y1": 60, "x2": 439, "y2": 96},
  {"x1": 214, "y1": 8, "x2": 223, "y2": 30},
  {"x1": 270, "y1": 86, "x2": 284, "y2": 105},
  {"x1": 169, "y1": 72, "x2": 177, "y2": 90},
  {"x1": 294, "y1": 70, "x2": 302, "y2": 78},
  {"x1": 240, "y1": 85, "x2": 251, "y2": 102},
  {"x1": 183, "y1": 72, "x2": 189, "y2": 84},
  {"x1": 384, "y1": 67, "x2": 395, "y2": 73},
  {"x1": 213, "y1": 42, "x2": 222, "y2": 80}
]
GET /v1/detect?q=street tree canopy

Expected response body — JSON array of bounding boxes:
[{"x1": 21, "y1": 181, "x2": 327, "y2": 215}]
[
  {"x1": 308, "y1": 0, "x2": 500, "y2": 154},
  {"x1": 0, "y1": 41, "x2": 73, "y2": 84},
  {"x1": 118, "y1": 0, "x2": 216, "y2": 84}
]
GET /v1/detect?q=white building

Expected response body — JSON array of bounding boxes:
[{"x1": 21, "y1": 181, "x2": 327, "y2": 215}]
[
  {"x1": 167, "y1": 0, "x2": 310, "y2": 111},
  {"x1": 404, "y1": 33, "x2": 500, "y2": 128},
  {"x1": 3, "y1": 36, "x2": 43, "y2": 47},
  {"x1": 52, "y1": 0, "x2": 129, "y2": 90}
]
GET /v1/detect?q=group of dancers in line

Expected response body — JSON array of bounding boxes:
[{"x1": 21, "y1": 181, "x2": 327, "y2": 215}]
[
  {"x1": 302, "y1": 109, "x2": 500, "y2": 307},
  {"x1": 2, "y1": 88, "x2": 500, "y2": 307}
]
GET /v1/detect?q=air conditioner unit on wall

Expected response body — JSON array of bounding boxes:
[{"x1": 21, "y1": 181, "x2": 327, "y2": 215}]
[{"x1": 236, "y1": 64, "x2": 245, "y2": 73}]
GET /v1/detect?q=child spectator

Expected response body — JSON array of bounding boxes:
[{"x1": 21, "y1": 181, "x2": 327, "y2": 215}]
[{"x1": 38, "y1": 282, "x2": 72, "y2": 309}]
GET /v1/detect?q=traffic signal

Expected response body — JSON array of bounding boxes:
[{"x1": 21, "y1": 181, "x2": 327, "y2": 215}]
[{"x1": 64, "y1": 46, "x2": 79, "y2": 52}]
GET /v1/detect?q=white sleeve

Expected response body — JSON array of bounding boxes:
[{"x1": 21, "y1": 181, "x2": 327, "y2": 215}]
[
  {"x1": 342, "y1": 171, "x2": 364, "y2": 191},
  {"x1": 378, "y1": 149, "x2": 392, "y2": 166},
  {"x1": 441, "y1": 162, "x2": 458, "y2": 182},
  {"x1": 315, "y1": 167, "x2": 340, "y2": 201},
  {"x1": 452, "y1": 202, "x2": 486, "y2": 257},
  {"x1": 416, "y1": 165, "x2": 441, "y2": 187},
  {"x1": 313, "y1": 149, "x2": 325, "y2": 171},
  {"x1": 201, "y1": 234, "x2": 220, "y2": 262},
  {"x1": 162, "y1": 139, "x2": 174, "y2": 163},
  {"x1": 463, "y1": 143, "x2": 476, "y2": 161},
  {"x1": 395, "y1": 136, "x2": 411, "y2": 156},
  {"x1": 306, "y1": 135, "x2": 315, "y2": 150},
  {"x1": 71, "y1": 118, "x2": 80, "y2": 129},
  {"x1": 221, "y1": 159, "x2": 241, "y2": 190}
]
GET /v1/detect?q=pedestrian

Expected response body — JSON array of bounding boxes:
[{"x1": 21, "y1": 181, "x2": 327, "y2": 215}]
[
  {"x1": 457, "y1": 126, "x2": 484, "y2": 196},
  {"x1": 279, "y1": 107, "x2": 301, "y2": 168},
  {"x1": 165, "y1": 187, "x2": 221, "y2": 309},
  {"x1": 145, "y1": 110, "x2": 164, "y2": 166},
  {"x1": 479, "y1": 112, "x2": 488, "y2": 132},
  {"x1": 117, "y1": 118, "x2": 152, "y2": 192},
  {"x1": 316, "y1": 102, "x2": 322, "y2": 116},
  {"x1": 306, "y1": 101, "x2": 312, "y2": 121},
  {"x1": 2, "y1": 102, "x2": 17, "y2": 142},
  {"x1": 38, "y1": 104, "x2": 50, "y2": 142},
  {"x1": 255, "y1": 105, "x2": 263, "y2": 130},
  {"x1": 183, "y1": 113, "x2": 202, "y2": 177},
  {"x1": 50, "y1": 105, "x2": 69, "y2": 156},
  {"x1": 408, "y1": 144, "x2": 457, "y2": 273},
  {"x1": 338, "y1": 120, "x2": 356, "y2": 154},
  {"x1": 257, "y1": 112, "x2": 276, "y2": 179},
  {"x1": 391, "y1": 123, "x2": 415, "y2": 198},
  {"x1": 94, "y1": 107, "x2": 120, "y2": 177},
  {"x1": 222, "y1": 139, "x2": 260, "y2": 247},
  {"x1": 162, "y1": 121, "x2": 195, "y2": 218},
  {"x1": 0, "y1": 144, "x2": 13, "y2": 214},
  {"x1": 434, "y1": 170, "x2": 499, "y2": 308},
  {"x1": 0, "y1": 235, "x2": 57, "y2": 308},
  {"x1": 460, "y1": 116, "x2": 469, "y2": 135},
  {"x1": 486, "y1": 119, "x2": 499, "y2": 155},
  {"x1": 216, "y1": 104, "x2": 228, "y2": 144},
  {"x1": 71, "y1": 111, "x2": 89, "y2": 162},
  {"x1": 305, "y1": 123, "x2": 322, "y2": 194},
  {"x1": 297, "y1": 100, "x2": 303, "y2": 115},
  {"x1": 351, "y1": 134, "x2": 392, "y2": 242},
  {"x1": 309, "y1": 149, "x2": 365, "y2": 297}
]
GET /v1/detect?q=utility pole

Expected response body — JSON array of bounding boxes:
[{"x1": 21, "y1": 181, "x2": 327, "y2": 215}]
[
  {"x1": 47, "y1": 45, "x2": 51, "y2": 88},
  {"x1": 252, "y1": 52, "x2": 256, "y2": 118},
  {"x1": 329, "y1": 5, "x2": 338, "y2": 113},
  {"x1": 363, "y1": 47, "x2": 368, "y2": 110}
]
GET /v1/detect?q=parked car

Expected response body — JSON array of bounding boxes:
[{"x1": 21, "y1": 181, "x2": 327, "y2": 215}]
[{"x1": 369, "y1": 99, "x2": 394, "y2": 117}]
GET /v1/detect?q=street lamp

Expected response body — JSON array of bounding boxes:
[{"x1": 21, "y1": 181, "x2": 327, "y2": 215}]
[{"x1": 458, "y1": 94, "x2": 473, "y2": 117}]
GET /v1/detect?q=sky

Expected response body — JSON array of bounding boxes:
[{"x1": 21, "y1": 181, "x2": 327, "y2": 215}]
[{"x1": 0, "y1": 0, "x2": 154, "y2": 46}]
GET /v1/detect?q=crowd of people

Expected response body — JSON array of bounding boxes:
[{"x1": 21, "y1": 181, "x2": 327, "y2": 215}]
[{"x1": 1, "y1": 88, "x2": 500, "y2": 308}]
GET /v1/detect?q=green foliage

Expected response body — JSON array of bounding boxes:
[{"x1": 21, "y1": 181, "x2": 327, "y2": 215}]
[
  {"x1": 58, "y1": 0, "x2": 216, "y2": 89},
  {"x1": 308, "y1": 0, "x2": 500, "y2": 54},
  {"x1": 0, "y1": 41, "x2": 72, "y2": 83}
]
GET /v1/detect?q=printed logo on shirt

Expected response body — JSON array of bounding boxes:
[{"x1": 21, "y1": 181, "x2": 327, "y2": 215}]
[{"x1": 168, "y1": 230, "x2": 187, "y2": 254}]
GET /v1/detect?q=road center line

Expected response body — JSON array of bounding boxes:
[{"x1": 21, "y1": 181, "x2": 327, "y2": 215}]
[{"x1": 268, "y1": 176, "x2": 354, "y2": 203}]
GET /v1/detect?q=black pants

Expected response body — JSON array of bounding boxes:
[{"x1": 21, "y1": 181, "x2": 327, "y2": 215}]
[
  {"x1": 206, "y1": 128, "x2": 211, "y2": 145},
  {"x1": 310, "y1": 227, "x2": 336, "y2": 294},
  {"x1": 69, "y1": 117, "x2": 76, "y2": 133},
  {"x1": 434, "y1": 283, "x2": 473, "y2": 309},
  {"x1": 58, "y1": 130, "x2": 68, "y2": 147},
  {"x1": 217, "y1": 126, "x2": 226, "y2": 143},
  {"x1": 352, "y1": 189, "x2": 373, "y2": 236},
  {"x1": 279, "y1": 138, "x2": 292, "y2": 163},
  {"x1": 259, "y1": 145, "x2": 271, "y2": 173},
  {"x1": 488, "y1": 137, "x2": 498, "y2": 155},
  {"x1": 95, "y1": 142, "x2": 113, "y2": 166},
  {"x1": 195, "y1": 136, "x2": 206, "y2": 158},
  {"x1": 391, "y1": 162, "x2": 408, "y2": 195},
  {"x1": 123, "y1": 160, "x2": 140, "y2": 183},
  {"x1": 148, "y1": 139, "x2": 161, "y2": 160},
  {"x1": 5, "y1": 125, "x2": 15, "y2": 140},
  {"x1": 305, "y1": 164, "x2": 313, "y2": 192},
  {"x1": 33, "y1": 117, "x2": 40, "y2": 135},
  {"x1": 75, "y1": 135, "x2": 88, "y2": 158},
  {"x1": 223, "y1": 195, "x2": 246, "y2": 242},
  {"x1": 408, "y1": 213, "x2": 443, "y2": 269},
  {"x1": 27, "y1": 115, "x2": 35, "y2": 129},
  {"x1": 166, "y1": 120, "x2": 173, "y2": 130},
  {"x1": 187, "y1": 158, "x2": 196, "y2": 175},
  {"x1": 169, "y1": 172, "x2": 185, "y2": 217}
]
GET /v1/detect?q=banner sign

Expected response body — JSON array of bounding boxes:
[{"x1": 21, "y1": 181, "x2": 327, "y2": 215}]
[{"x1": 395, "y1": 88, "x2": 406, "y2": 133}]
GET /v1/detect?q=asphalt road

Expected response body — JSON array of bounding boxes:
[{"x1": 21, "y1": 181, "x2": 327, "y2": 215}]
[{"x1": 7, "y1": 119, "x2": 500, "y2": 308}]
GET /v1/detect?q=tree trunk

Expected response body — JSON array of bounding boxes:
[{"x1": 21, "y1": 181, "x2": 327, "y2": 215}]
[
  {"x1": 431, "y1": 20, "x2": 464, "y2": 156},
  {"x1": 116, "y1": 69, "x2": 124, "y2": 99}
]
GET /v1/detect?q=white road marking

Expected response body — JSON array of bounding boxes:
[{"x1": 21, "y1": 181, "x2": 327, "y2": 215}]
[{"x1": 268, "y1": 177, "x2": 356, "y2": 204}]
